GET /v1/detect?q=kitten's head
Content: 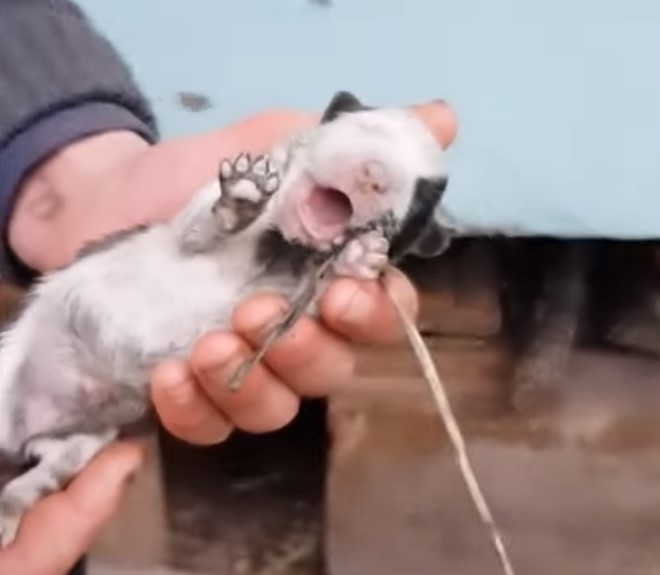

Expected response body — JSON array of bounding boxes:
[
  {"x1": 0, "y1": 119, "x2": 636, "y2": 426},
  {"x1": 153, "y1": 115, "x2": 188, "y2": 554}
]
[{"x1": 275, "y1": 91, "x2": 451, "y2": 260}]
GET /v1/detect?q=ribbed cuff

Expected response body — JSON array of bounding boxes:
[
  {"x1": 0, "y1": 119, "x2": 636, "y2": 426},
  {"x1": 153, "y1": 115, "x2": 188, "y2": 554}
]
[
  {"x1": 0, "y1": 0, "x2": 159, "y2": 149},
  {"x1": 0, "y1": 0, "x2": 160, "y2": 286},
  {"x1": 0, "y1": 103, "x2": 154, "y2": 286}
]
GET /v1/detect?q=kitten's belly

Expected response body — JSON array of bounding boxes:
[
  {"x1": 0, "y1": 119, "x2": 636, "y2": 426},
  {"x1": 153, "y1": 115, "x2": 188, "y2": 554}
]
[
  {"x1": 65, "y1": 249, "x2": 251, "y2": 365},
  {"x1": 44, "y1": 230, "x2": 301, "y2": 385}
]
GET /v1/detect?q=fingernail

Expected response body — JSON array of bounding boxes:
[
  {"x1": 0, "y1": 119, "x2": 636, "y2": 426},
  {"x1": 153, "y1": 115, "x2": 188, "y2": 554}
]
[
  {"x1": 415, "y1": 98, "x2": 448, "y2": 110},
  {"x1": 201, "y1": 337, "x2": 243, "y2": 377},
  {"x1": 332, "y1": 282, "x2": 373, "y2": 327}
]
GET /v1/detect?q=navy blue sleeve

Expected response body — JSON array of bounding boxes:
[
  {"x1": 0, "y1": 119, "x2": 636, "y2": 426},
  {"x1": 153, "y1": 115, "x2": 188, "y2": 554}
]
[
  {"x1": 0, "y1": 0, "x2": 160, "y2": 286},
  {"x1": 0, "y1": 103, "x2": 157, "y2": 286}
]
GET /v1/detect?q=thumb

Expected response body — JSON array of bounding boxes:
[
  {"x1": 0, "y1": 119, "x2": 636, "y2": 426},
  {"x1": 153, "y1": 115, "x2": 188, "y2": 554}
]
[
  {"x1": 199, "y1": 109, "x2": 317, "y2": 156},
  {"x1": 0, "y1": 441, "x2": 145, "y2": 575},
  {"x1": 157, "y1": 97, "x2": 458, "y2": 197}
]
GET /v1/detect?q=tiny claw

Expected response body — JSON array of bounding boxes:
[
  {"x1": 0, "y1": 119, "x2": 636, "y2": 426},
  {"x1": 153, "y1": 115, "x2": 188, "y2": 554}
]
[
  {"x1": 234, "y1": 153, "x2": 251, "y2": 173},
  {"x1": 253, "y1": 155, "x2": 269, "y2": 176},
  {"x1": 0, "y1": 513, "x2": 21, "y2": 548},
  {"x1": 265, "y1": 175, "x2": 280, "y2": 194},
  {"x1": 220, "y1": 159, "x2": 233, "y2": 180}
]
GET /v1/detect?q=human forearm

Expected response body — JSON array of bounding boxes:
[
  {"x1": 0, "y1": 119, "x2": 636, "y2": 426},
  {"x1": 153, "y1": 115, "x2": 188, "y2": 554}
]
[
  {"x1": 6, "y1": 129, "x2": 150, "y2": 276},
  {"x1": 0, "y1": 0, "x2": 159, "y2": 284}
]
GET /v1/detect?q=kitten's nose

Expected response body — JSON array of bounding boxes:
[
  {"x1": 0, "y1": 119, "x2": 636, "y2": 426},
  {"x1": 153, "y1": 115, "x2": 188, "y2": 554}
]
[{"x1": 356, "y1": 160, "x2": 388, "y2": 195}]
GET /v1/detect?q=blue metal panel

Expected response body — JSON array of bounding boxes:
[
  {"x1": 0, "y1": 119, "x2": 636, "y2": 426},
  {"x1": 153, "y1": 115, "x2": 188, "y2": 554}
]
[{"x1": 75, "y1": 0, "x2": 660, "y2": 238}]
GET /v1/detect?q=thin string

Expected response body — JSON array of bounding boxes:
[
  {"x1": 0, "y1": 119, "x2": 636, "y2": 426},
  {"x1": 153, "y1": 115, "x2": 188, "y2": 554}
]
[{"x1": 384, "y1": 281, "x2": 518, "y2": 575}]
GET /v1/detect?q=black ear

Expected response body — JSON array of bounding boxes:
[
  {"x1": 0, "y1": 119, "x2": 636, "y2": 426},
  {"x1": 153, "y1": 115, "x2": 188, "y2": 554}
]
[
  {"x1": 388, "y1": 176, "x2": 450, "y2": 262},
  {"x1": 408, "y1": 219, "x2": 452, "y2": 258},
  {"x1": 321, "y1": 91, "x2": 368, "y2": 123}
]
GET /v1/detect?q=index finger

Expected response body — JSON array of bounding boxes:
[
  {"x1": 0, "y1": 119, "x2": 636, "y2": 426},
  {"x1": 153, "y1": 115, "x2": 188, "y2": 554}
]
[
  {"x1": 411, "y1": 100, "x2": 459, "y2": 149},
  {"x1": 202, "y1": 99, "x2": 458, "y2": 159},
  {"x1": 319, "y1": 266, "x2": 420, "y2": 345}
]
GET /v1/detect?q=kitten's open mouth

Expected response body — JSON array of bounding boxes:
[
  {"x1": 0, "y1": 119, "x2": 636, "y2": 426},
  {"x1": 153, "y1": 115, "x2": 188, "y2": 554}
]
[{"x1": 298, "y1": 185, "x2": 354, "y2": 242}]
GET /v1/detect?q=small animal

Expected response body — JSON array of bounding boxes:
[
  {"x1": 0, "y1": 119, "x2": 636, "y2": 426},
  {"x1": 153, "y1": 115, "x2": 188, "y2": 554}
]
[{"x1": 0, "y1": 91, "x2": 450, "y2": 546}]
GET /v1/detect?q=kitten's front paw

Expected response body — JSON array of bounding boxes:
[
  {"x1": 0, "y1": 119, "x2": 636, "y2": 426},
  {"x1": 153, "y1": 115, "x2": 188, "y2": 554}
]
[
  {"x1": 214, "y1": 153, "x2": 280, "y2": 234},
  {"x1": 0, "y1": 497, "x2": 23, "y2": 548},
  {"x1": 333, "y1": 231, "x2": 389, "y2": 280}
]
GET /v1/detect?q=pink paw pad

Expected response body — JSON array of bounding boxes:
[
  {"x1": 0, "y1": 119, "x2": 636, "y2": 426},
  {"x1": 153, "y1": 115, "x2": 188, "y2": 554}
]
[
  {"x1": 333, "y1": 231, "x2": 389, "y2": 280},
  {"x1": 355, "y1": 160, "x2": 389, "y2": 196}
]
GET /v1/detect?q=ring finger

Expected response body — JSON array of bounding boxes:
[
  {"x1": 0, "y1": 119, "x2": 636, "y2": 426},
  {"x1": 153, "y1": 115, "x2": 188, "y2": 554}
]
[
  {"x1": 231, "y1": 294, "x2": 356, "y2": 397},
  {"x1": 189, "y1": 331, "x2": 301, "y2": 434}
]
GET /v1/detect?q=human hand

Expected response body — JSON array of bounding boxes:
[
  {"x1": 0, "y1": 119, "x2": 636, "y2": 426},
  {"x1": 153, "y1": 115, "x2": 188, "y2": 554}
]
[
  {"x1": 148, "y1": 101, "x2": 458, "y2": 444},
  {"x1": 0, "y1": 442, "x2": 145, "y2": 575},
  {"x1": 8, "y1": 99, "x2": 458, "y2": 445}
]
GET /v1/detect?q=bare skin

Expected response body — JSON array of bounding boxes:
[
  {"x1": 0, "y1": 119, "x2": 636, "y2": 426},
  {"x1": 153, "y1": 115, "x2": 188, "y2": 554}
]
[
  {"x1": 0, "y1": 442, "x2": 144, "y2": 575},
  {"x1": 0, "y1": 100, "x2": 458, "y2": 574}
]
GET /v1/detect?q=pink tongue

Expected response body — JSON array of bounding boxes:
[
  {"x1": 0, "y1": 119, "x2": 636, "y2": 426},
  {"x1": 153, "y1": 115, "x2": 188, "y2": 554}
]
[{"x1": 306, "y1": 186, "x2": 352, "y2": 227}]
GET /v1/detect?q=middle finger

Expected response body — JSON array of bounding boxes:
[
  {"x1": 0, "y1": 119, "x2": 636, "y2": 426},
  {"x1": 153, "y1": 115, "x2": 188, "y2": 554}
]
[
  {"x1": 231, "y1": 293, "x2": 356, "y2": 397},
  {"x1": 190, "y1": 331, "x2": 301, "y2": 434}
]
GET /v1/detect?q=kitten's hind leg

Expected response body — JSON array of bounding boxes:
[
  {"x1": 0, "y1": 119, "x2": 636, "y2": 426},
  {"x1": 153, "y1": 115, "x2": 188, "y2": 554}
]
[
  {"x1": 0, "y1": 429, "x2": 117, "y2": 547},
  {"x1": 176, "y1": 153, "x2": 280, "y2": 253}
]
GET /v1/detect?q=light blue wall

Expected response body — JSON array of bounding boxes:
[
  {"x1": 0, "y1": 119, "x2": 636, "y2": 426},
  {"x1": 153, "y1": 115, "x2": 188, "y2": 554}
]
[{"x1": 75, "y1": 0, "x2": 660, "y2": 238}]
